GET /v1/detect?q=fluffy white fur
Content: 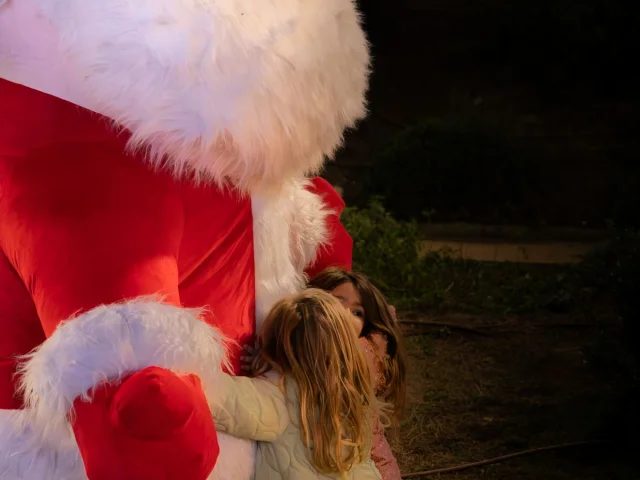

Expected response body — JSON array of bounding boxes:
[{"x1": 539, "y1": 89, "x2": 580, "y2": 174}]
[
  {"x1": 0, "y1": 414, "x2": 256, "y2": 480},
  {"x1": 0, "y1": 409, "x2": 86, "y2": 480},
  {"x1": 288, "y1": 183, "x2": 333, "y2": 274},
  {"x1": 1, "y1": 0, "x2": 370, "y2": 191},
  {"x1": 17, "y1": 298, "x2": 229, "y2": 441},
  {"x1": 0, "y1": 298, "x2": 243, "y2": 479},
  {"x1": 252, "y1": 179, "x2": 329, "y2": 326},
  {"x1": 0, "y1": 1, "x2": 93, "y2": 108}
]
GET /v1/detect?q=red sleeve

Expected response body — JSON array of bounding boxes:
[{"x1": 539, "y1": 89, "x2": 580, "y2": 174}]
[
  {"x1": 304, "y1": 177, "x2": 353, "y2": 279},
  {"x1": 0, "y1": 143, "x2": 184, "y2": 338},
  {"x1": 0, "y1": 253, "x2": 44, "y2": 408}
]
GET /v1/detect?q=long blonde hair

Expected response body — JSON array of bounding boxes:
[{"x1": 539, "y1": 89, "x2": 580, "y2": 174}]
[
  {"x1": 253, "y1": 288, "x2": 377, "y2": 476},
  {"x1": 308, "y1": 268, "x2": 407, "y2": 429}
]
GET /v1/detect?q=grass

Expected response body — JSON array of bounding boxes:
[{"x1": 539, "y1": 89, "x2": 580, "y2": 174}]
[
  {"x1": 342, "y1": 201, "x2": 595, "y2": 314},
  {"x1": 344, "y1": 203, "x2": 640, "y2": 477},
  {"x1": 408, "y1": 255, "x2": 587, "y2": 315},
  {"x1": 394, "y1": 308, "x2": 637, "y2": 479}
]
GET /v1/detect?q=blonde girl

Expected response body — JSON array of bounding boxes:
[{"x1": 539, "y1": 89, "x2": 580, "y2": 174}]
[
  {"x1": 308, "y1": 268, "x2": 407, "y2": 480},
  {"x1": 209, "y1": 288, "x2": 382, "y2": 479}
]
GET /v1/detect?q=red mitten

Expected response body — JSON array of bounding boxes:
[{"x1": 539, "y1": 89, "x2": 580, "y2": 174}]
[{"x1": 72, "y1": 366, "x2": 219, "y2": 480}]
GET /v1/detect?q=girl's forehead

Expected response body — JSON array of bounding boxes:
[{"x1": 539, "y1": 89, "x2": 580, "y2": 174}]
[{"x1": 331, "y1": 282, "x2": 362, "y2": 303}]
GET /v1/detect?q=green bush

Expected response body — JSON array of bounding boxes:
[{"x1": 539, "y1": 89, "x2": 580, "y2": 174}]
[
  {"x1": 342, "y1": 199, "x2": 582, "y2": 312},
  {"x1": 341, "y1": 197, "x2": 428, "y2": 308},
  {"x1": 343, "y1": 198, "x2": 640, "y2": 330},
  {"x1": 362, "y1": 119, "x2": 539, "y2": 225},
  {"x1": 344, "y1": 198, "x2": 640, "y2": 446}
]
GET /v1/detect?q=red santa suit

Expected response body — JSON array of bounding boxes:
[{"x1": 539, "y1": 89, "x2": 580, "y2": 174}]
[{"x1": 0, "y1": 0, "x2": 369, "y2": 479}]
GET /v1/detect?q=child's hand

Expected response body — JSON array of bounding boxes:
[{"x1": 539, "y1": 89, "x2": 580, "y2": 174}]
[
  {"x1": 388, "y1": 305, "x2": 397, "y2": 321},
  {"x1": 240, "y1": 344, "x2": 256, "y2": 373}
]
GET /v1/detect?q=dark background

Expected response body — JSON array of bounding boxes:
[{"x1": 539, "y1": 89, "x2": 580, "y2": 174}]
[
  {"x1": 336, "y1": 4, "x2": 640, "y2": 477},
  {"x1": 326, "y1": 0, "x2": 640, "y2": 228}
]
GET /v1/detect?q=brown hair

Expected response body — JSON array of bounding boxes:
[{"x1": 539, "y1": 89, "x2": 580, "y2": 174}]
[
  {"x1": 308, "y1": 267, "x2": 407, "y2": 427},
  {"x1": 253, "y1": 288, "x2": 377, "y2": 476}
]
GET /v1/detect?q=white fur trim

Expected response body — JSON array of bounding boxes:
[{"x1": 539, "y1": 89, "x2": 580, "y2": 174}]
[
  {"x1": 289, "y1": 183, "x2": 333, "y2": 274},
  {"x1": 2, "y1": 0, "x2": 370, "y2": 190},
  {"x1": 0, "y1": 409, "x2": 86, "y2": 480},
  {"x1": 252, "y1": 180, "x2": 329, "y2": 326},
  {"x1": 2, "y1": 299, "x2": 260, "y2": 479},
  {"x1": 0, "y1": 410, "x2": 255, "y2": 480},
  {"x1": 17, "y1": 299, "x2": 229, "y2": 446},
  {"x1": 208, "y1": 434, "x2": 256, "y2": 480},
  {"x1": 0, "y1": 1, "x2": 94, "y2": 109}
]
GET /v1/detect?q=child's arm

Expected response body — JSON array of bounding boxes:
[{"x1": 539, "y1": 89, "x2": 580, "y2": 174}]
[{"x1": 209, "y1": 373, "x2": 288, "y2": 442}]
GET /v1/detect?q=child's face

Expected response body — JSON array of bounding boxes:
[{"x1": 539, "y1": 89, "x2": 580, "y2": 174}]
[{"x1": 330, "y1": 282, "x2": 365, "y2": 336}]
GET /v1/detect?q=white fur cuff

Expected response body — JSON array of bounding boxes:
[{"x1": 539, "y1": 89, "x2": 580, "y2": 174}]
[
  {"x1": 18, "y1": 298, "x2": 229, "y2": 443},
  {"x1": 0, "y1": 414, "x2": 257, "y2": 480},
  {"x1": 0, "y1": 409, "x2": 86, "y2": 480}
]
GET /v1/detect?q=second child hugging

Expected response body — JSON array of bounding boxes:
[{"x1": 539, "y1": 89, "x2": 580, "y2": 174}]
[
  {"x1": 235, "y1": 268, "x2": 408, "y2": 479},
  {"x1": 208, "y1": 288, "x2": 383, "y2": 479},
  {"x1": 309, "y1": 268, "x2": 407, "y2": 480}
]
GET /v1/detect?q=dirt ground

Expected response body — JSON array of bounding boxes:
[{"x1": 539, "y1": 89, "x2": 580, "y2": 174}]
[{"x1": 394, "y1": 310, "x2": 638, "y2": 479}]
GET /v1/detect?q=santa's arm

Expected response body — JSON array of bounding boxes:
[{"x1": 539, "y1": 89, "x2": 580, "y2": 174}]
[
  {"x1": 0, "y1": 147, "x2": 221, "y2": 479},
  {"x1": 304, "y1": 177, "x2": 354, "y2": 279}
]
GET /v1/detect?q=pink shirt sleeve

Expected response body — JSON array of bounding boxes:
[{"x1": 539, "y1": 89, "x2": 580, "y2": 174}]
[{"x1": 359, "y1": 334, "x2": 402, "y2": 479}]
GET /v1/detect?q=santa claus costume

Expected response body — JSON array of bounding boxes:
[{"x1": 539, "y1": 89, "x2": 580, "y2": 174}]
[{"x1": 0, "y1": 0, "x2": 370, "y2": 479}]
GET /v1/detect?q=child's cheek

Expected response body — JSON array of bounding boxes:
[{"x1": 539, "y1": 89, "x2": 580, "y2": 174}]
[{"x1": 351, "y1": 316, "x2": 364, "y2": 336}]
